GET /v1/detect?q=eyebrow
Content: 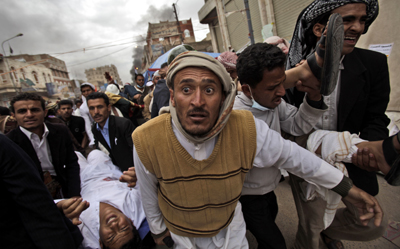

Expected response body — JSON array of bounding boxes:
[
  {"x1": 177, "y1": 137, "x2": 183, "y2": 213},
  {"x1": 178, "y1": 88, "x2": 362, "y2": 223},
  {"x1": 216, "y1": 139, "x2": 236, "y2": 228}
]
[{"x1": 179, "y1": 78, "x2": 218, "y2": 85}]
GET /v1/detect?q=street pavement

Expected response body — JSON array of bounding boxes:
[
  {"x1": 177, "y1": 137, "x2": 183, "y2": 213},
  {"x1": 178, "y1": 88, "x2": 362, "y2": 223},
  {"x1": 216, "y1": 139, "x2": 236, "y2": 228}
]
[{"x1": 247, "y1": 174, "x2": 400, "y2": 249}]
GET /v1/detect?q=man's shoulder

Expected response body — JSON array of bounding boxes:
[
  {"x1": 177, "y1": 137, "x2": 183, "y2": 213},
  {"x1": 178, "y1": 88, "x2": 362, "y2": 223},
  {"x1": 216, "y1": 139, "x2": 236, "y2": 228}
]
[
  {"x1": 351, "y1": 47, "x2": 387, "y2": 61},
  {"x1": 71, "y1": 115, "x2": 85, "y2": 123},
  {"x1": 6, "y1": 126, "x2": 22, "y2": 140}
]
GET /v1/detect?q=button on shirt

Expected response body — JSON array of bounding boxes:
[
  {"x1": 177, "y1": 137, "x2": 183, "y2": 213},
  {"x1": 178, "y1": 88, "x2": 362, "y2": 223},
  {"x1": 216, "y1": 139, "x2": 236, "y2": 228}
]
[
  {"x1": 20, "y1": 124, "x2": 56, "y2": 175},
  {"x1": 96, "y1": 117, "x2": 111, "y2": 148}
]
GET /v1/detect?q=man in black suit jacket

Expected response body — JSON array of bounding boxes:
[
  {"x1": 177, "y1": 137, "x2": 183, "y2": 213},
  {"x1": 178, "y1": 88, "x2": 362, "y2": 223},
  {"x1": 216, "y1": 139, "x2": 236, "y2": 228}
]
[
  {"x1": 285, "y1": 1, "x2": 389, "y2": 248},
  {"x1": 287, "y1": 0, "x2": 390, "y2": 196},
  {"x1": 1, "y1": 134, "x2": 83, "y2": 249},
  {"x1": 7, "y1": 93, "x2": 80, "y2": 198},
  {"x1": 87, "y1": 92, "x2": 136, "y2": 175}
]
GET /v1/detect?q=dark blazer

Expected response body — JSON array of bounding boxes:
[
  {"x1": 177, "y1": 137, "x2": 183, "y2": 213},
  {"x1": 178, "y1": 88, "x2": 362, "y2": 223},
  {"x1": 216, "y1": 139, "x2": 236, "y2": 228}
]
[
  {"x1": 7, "y1": 122, "x2": 81, "y2": 197},
  {"x1": 291, "y1": 48, "x2": 390, "y2": 195},
  {"x1": 1, "y1": 134, "x2": 82, "y2": 249},
  {"x1": 92, "y1": 115, "x2": 135, "y2": 171},
  {"x1": 151, "y1": 79, "x2": 170, "y2": 118}
]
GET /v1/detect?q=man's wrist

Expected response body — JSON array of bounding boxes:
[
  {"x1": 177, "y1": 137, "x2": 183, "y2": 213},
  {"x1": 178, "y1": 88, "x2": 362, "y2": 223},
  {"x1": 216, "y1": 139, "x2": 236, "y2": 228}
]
[
  {"x1": 151, "y1": 228, "x2": 169, "y2": 239},
  {"x1": 331, "y1": 176, "x2": 353, "y2": 197}
]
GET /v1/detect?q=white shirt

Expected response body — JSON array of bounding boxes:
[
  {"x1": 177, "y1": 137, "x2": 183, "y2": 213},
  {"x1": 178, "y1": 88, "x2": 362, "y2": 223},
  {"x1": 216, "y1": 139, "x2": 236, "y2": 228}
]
[
  {"x1": 233, "y1": 93, "x2": 327, "y2": 195},
  {"x1": 78, "y1": 151, "x2": 147, "y2": 249},
  {"x1": 134, "y1": 116, "x2": 344, "y2": 238},
  {"x1": 20, "y1": 124, "x2": 56, "y2": 175},
  {"x1": 80, "y1": 97, "x2": 95, "y2": 146},
  {"x1": 315, "y1": 56, "x2": 345, "y2": 130}
]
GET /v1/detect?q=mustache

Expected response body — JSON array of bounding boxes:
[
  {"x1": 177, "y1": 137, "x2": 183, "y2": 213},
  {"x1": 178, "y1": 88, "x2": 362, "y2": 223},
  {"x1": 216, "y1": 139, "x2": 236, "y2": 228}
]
[
  {"x1": 93, "y1": 114, "x2": 102, "y2": 118},
  {"x1": 187, "y1": 107, "x2": 209, "y2": 116}
]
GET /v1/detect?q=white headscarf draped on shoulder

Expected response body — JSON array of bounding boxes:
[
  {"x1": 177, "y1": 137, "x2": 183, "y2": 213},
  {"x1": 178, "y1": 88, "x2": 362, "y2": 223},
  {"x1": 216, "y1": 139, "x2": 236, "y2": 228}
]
[
  {"x1": 287, "y1": 0, "x2": 379, "y2": 68},
  {"x1": 165, "y1": 51, "x2": 236, "y2": 144}
]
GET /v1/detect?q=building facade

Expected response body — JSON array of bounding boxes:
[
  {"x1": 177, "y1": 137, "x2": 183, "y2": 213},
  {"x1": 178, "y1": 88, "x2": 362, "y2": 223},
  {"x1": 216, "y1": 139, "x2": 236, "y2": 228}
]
[
  {"x1": 0, "y1": 55, "x2": 56, "y2": 105},
  {"x1": 198, "y1": 0, "x2": 314, "y2": 53},
  {"x1": 143, "y1": 19, "x2": 196, "y2": 67},
  {"x1": 84, "y1": 64, "x2": 122, "y2": 89}
]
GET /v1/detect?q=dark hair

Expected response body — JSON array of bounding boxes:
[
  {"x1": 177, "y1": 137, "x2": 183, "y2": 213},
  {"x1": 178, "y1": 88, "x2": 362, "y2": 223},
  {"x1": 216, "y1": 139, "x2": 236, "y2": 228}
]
[
  {"x1": 161, "y1": 62, "x2": 168, "y2": 69},
  {"x1": 101, "y1": 225, "x2": 142, "y2": 249},
  {"x1": 237, "y1": 43, "x2": 286, "y2": 88},
  {"x1": 74, "y1": 99, "x2": 83, "y2": 105},
  {"x1": 135, "y1": 74, "x2": 144, "y2": 80},
  {"x1": 58, "y1": 99, "x2": 73, "y2": 109},
  {"x1": 0, "y1": 106, "x2": 11, "y2": 115},
  {"x1": 303, "y1": 13, "x2": 331, "y2": 56},
  {"x1": 10, "y1": 92, "x2": 46, "y2": 113},
  {"x1": 86, "y1": 92, "x2": 110, "y2": 106}
]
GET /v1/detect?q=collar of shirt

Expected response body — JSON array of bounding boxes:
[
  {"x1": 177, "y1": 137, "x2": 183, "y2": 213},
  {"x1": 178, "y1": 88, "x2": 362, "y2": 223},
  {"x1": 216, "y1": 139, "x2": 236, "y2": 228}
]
[
  {"x1": 96, "y1": 117, "x2": 110, "y2": 131},
  {"x1": 171, "y1": 118, "x2": 217, "y2": 160},
  {"x1": 20, "y1": 123, "x2": 49, "y2": 141}
]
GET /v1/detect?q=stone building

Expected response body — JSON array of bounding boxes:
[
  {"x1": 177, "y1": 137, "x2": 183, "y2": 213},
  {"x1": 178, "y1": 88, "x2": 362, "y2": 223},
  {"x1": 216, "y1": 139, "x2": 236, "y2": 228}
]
[
  {"x1": 7, "y1": 54, "x2": 70, "y2": 86},
  {"x1": 144, "y1": 19, "x2": 196, "y2": 66},
  {"x1": 84, "y1": 64, "x2": 122, "y2": 89},
  {"x1": 0, "y1": 55, "x2": 56, "y2": 105}
]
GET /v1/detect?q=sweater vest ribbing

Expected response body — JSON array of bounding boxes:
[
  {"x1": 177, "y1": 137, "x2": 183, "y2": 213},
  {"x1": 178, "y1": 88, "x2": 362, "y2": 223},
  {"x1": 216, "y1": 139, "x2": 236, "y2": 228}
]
[{"x1": 133, "y1": 110, "x2": 257, "y2": 237}]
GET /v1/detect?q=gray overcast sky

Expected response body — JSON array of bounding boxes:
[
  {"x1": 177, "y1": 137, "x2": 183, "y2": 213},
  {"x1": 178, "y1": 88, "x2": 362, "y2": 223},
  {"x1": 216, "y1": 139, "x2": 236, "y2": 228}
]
[{"x1": 0, "y1": 0, "x2": 209, "y2": 83}]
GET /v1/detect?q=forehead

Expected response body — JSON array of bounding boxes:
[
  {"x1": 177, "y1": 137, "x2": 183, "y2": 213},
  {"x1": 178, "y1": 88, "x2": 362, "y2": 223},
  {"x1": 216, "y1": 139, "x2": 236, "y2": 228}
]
[
  {"x1": 87, "y1": 98, "x2": 106, "y2": 106},
  {"x1": 261, "y1": 67, "x2": 286, "y2": 85},
  {"x1": 332, "y1": 3, "x2": 367, "y2": 16},
  {"x1": 81, "y1": 86, "x2": 93, "y2": 91},
  {"x1": 174, "y1": 67, "x2": 221, "y2": 85},
  {"x1": 137, "y1": 76, "x2": 144, "y2": 79},
  {"x1": 14, "y1": 100, "x2": 43, "y2": 110}
]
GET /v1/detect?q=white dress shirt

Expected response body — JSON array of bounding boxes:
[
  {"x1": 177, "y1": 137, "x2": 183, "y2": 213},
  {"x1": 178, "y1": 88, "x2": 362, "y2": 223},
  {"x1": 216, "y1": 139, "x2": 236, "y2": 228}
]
[
  {"x1": 20, "y1": 124, "x2": 56, "y2": 175},
  {"x1": 134, "y1": 116, "x2": 344, "y2": 248},
  {"x1": 315, "y1": 56, "x2": 345, "y2": 131},
  {"x1": 77, "y1": 151, "x2": 147, "y2": 249}
]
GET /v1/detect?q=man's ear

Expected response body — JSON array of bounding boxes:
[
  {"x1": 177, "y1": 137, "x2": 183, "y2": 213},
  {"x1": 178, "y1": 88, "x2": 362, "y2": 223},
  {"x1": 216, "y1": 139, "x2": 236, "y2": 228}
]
[
  {"x1": 11, "y1": 112, "x2": 15, "y2": 117},
  {"x1": 44, "y1": 109, "x2": 48, "y2": 117},
  {"x1": 107, "y1": 104, "x2": 112, "y2": 112},
  {"x1": 313, "y1": 23, "x2": 325, "y2": 38},
  {"x1": 241, "y1": 84, "x2": 252, "y2": 99},
  {"x1": 169, "y1": 89, "x2": 175, "y2": 107}
]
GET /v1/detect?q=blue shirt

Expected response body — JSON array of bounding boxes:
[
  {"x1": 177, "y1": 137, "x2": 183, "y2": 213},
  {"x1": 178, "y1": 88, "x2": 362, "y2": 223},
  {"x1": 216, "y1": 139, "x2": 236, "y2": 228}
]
[{"x1": 96, "y1": 117, "x2": 110, "y2": 148}]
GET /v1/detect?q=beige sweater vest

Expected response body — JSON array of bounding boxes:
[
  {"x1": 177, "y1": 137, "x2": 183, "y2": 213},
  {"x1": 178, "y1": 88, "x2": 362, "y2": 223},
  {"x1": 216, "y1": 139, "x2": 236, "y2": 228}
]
[{"x1": 133, "y1": 110, "x2": 257, "y2": 237}]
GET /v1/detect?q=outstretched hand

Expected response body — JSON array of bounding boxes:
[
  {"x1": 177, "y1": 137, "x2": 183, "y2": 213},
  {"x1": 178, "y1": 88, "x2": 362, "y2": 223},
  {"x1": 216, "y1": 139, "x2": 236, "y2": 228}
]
[
  {"x1": 57, "y1": 197, "x2": 90, "y2": 225},
  {"x1": 343, "y1": 186, "x2": 383, "y2": 227},
  {"x1": 119, "y1": 167, "x2": 137, "y2": 187},
  {"x1": 352, "y1": 141, "x2": 391, "y2": 174}
]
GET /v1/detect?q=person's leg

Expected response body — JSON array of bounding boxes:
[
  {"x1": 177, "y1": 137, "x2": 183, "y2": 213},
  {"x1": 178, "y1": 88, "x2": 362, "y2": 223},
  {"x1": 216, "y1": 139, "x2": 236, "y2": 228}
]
[
  {"x1": 289, "y1": 173, "x2": 328, "y2": 249},
  {"x1": 240, "y1": 192, "x2": 287, "y2": 249}
]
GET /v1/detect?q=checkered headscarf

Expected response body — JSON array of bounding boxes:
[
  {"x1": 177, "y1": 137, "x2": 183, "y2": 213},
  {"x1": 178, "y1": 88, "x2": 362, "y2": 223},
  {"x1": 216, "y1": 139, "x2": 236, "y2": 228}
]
[{"x1": 287, "y1": 0, "x2": 379, "y2": 68}]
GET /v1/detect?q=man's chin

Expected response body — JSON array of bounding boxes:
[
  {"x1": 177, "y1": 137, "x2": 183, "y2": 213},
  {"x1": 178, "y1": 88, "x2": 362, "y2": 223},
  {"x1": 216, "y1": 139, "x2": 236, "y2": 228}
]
[{"x1": 182, "y1": 125, "x2": 210, "y2": 137}]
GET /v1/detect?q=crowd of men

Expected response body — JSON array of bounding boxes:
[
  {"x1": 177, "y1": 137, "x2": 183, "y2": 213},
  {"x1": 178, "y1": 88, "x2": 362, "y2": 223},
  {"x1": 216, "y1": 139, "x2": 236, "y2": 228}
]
[{"x1": 1, "y1": 0, "x2": 400, "y2": 248}]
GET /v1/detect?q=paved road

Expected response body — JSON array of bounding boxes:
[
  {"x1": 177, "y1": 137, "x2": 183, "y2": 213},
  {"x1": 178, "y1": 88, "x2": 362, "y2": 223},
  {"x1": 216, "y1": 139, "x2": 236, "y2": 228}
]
[{"x1": 246, "y1": 174, "x2": 400, "y2": 248}]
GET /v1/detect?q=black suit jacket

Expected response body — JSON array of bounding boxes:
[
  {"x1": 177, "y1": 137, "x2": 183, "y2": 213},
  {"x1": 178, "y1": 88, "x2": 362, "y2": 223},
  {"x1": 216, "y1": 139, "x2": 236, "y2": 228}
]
[
  {"x1": 290, "y1": 48, "x2": 390, "y2": 195},
  {"x1": 1, "y1": 134, "x2": 82, "y2": 249},
  {"x1": 92, "y1": 115, "x2": 135, "y2": 171},
  {"x1": 7, "y1": 122, "x2": 81, "y2": 197}
]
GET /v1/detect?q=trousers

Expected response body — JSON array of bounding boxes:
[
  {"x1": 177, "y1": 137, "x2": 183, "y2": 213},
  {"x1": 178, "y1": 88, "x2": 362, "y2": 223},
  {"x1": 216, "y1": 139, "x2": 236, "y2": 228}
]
[{"x1": 240, "y1": 191, "x2": 287, "y2": 249}]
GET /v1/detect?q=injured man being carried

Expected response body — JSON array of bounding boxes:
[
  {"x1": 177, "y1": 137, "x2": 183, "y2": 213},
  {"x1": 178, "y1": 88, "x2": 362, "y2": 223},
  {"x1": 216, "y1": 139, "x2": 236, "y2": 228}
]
[{"x1": 56, "y1": 150, "x2": 151, "y2": 249}]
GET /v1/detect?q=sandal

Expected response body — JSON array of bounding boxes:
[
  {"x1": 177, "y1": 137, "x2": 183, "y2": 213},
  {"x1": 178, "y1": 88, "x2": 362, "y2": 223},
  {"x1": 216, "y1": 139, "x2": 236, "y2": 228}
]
[
  {"x1": 307, "y1": 13, "x2": 344, "y2": 96},
  {"x1": 321, "y1": 232, "x2": 344, "y2": 249}
]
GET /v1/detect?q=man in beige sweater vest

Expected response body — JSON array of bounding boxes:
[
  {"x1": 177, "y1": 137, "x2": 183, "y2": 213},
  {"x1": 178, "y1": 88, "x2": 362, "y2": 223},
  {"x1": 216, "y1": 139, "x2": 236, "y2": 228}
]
[{"x1": 133, "y1": 51, "x2": 384, "y2": 248}]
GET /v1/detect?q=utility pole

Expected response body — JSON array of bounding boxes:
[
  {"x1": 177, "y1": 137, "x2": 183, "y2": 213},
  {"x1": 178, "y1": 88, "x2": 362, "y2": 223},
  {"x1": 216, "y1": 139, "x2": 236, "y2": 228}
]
[
  {"x1": 244, "y1": 0, "x2": 255, "y2": 45},
  {"x1": 172, "y1": 3, "x2": 184, "y2": 44}
]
